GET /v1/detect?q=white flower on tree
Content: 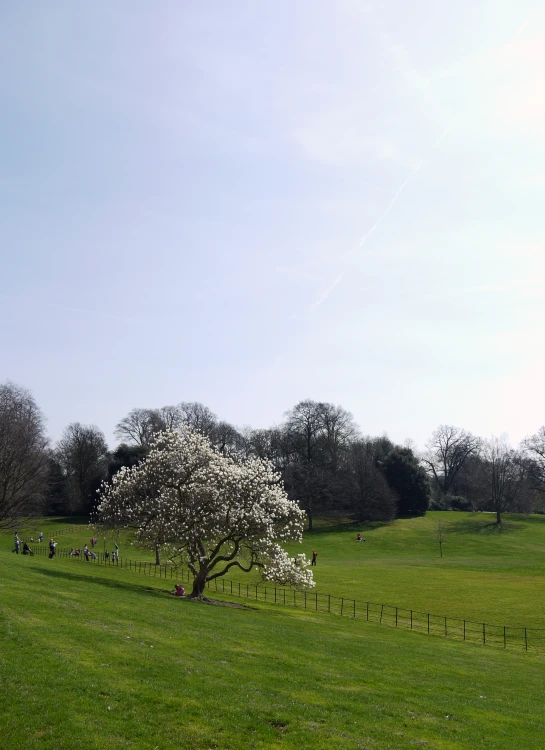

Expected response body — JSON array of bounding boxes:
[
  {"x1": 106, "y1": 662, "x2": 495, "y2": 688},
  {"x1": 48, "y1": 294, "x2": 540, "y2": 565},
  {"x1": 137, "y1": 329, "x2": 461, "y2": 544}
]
[{"x1": 96, "y1": 429, "x2": 314, "y2": 598}]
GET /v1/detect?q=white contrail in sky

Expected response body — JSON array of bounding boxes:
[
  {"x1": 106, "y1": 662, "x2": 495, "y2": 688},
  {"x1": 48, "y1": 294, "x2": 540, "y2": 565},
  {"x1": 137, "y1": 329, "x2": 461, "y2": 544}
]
[
  {"x1": 309, "y1": 127, "x2": 451, "y2": 312},
  {"x1": 308, "y1": 2, "x2": 540, "y2": 315}
]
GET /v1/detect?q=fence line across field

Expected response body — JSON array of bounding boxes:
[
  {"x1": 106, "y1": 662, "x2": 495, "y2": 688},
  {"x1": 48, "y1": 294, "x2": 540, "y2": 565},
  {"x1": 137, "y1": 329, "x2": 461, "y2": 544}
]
[{"x1": 21, "y1": 543, "x2": 545, "y2": 654}]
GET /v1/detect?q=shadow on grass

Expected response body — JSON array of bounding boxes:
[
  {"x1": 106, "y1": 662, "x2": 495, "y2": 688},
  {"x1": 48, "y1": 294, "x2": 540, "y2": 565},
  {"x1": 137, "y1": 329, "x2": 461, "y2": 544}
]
[
  {"x1": 29, "y1": 565, "x2": 257, "y2": 610},
  {"x1": 448, "y1": 518, "x2": 524, "y2": 535},
  {"x1": 43, "y1": 516, "x2": 89, "y2": 526},
  {"x1": 309, "y1": 520, "x2": 392, "y2": 535},
  {"x1": 29, "y1": 564, "x2": 171, "y2": 599}
]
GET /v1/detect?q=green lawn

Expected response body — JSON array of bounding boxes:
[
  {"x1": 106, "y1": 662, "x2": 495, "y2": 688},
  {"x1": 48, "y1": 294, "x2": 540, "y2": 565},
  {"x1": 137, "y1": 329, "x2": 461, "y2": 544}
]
[
  {"x1": 7, "y1": 511, "x2": 545, "y2": 628},
  {"x1": 2, "y1": 548, "x2": 545, "y2": 749}
]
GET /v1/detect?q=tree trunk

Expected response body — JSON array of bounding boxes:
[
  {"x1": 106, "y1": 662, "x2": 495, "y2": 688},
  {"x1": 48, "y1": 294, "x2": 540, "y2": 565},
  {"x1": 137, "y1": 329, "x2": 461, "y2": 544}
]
[
  {"x1": 188, "y1": 569, "x2": 208, "y2": 599},
  {"x1": 155, "y1": 542, "x2": 161, "y2": 565},
  {"x1": 496, "y1": 509, "x2": 502, "y2": 524}
]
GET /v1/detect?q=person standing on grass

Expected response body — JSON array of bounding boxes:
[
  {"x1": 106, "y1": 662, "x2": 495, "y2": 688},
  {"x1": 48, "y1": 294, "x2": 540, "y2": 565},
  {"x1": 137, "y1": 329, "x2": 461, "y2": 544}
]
[
  {"x1": 39, "y1": 531, "x2": 43, "y2": 543},
  {"x1": 114, "y1": 542, "x2": 119, "y2": 561},
  {"x1": 311, "y1": 550, "x2": 318, "y2": 566},
  {"x1": 83, "y1": 544, "x2": 90, "y2": 560},
  {"x1": 13, "y1": 533, "x2": 20, "y2": 554},
  {"x1": 49, "y1": 539, "x2": 56, "y2": 558}
]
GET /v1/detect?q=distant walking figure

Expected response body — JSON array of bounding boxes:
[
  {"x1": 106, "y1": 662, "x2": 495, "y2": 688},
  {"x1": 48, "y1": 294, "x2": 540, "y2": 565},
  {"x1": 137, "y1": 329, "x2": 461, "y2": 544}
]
[
  {"x1": 311, "y1": 550, "x2": 317, "y2": 566},
  {"x1": 39, "y1": 532, "x2": 44, "y2": 543},
  {"x1": 49, "y1": 539, "x2": 56, "y2": 559},
  {"x1": 114, "y1": 542, "x2": 119, "y2": 562},
  {"x1": 13, "y1": 533, "x2": 21, "y2": 554}
]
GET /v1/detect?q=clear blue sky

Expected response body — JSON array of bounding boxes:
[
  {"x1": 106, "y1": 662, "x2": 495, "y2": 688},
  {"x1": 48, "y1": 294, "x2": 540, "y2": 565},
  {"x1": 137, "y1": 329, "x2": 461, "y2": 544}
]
[{"x1": 1, "y1": 1, "x2": 544, "y2": 449}]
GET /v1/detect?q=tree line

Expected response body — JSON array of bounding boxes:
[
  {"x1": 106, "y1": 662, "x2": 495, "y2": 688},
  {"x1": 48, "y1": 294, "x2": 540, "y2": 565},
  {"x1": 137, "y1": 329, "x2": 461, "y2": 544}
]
[{"x1": 1, "y1": 380, "x2": 544, "y2": 529}]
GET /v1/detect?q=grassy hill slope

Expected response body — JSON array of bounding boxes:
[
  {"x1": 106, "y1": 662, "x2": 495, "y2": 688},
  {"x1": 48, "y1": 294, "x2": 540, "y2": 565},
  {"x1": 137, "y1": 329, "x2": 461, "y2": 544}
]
[
  {"x1": 8, "y1": 511, "x2": 545, "y2": 627},
  {"x1": 2, "y1": 548, "x2": 545, "y2": 749}
]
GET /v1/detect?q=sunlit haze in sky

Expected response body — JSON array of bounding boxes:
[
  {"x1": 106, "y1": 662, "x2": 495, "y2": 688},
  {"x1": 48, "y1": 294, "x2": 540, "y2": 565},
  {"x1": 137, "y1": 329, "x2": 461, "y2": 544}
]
[{"x1": 2, "y1": 1, "x2": 545, "y2": 449}]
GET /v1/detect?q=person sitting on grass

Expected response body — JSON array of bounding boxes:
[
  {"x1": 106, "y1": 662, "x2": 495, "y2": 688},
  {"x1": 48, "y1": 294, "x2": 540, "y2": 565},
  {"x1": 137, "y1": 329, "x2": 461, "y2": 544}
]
[
  {"x1": 171, "y1": 584, "x2": 186, "y2": 597},
  {"x1": 74, "y1": 548, "x2": 81, "y2": 557}
]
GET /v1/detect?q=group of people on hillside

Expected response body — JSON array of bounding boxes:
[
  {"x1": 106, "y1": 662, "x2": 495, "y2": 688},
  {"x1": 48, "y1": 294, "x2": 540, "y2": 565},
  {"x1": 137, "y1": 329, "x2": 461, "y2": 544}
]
[
  {"x1": 12, "y1": 533, "x2": 35, "y2": 556},
  {"x1": 11, "y1": 531, "x2": 122, "y2": 563}
]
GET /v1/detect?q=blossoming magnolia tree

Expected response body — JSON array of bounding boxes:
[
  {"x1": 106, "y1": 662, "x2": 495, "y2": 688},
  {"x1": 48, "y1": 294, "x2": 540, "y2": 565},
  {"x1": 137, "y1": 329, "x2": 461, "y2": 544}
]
[{"x1": 96, "y1": 429, "x2": 314, "y2": 599}]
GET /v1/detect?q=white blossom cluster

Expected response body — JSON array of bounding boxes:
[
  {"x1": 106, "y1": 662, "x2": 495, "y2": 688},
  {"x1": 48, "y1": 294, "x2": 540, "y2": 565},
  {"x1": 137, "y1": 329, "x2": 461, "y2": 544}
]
[{"x1": 97, "y1": 429, "x2": 315, "y2": 591}]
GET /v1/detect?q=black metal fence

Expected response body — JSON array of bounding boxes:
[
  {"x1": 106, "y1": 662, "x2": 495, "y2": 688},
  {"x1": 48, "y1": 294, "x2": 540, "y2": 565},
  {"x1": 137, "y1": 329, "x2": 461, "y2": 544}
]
[{"x1": 21, "y1": 543, "x2": 545, "y2": 653}]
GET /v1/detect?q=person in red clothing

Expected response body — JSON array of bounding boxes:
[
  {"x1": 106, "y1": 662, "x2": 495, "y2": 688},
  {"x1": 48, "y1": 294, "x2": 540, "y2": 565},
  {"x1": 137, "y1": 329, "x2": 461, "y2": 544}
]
[
  {"x1": 171, "y1": 584, "x2": 185, "y2": 597},
  {"x1": 311, "y1": 550, "x2": 318, "y2": 566}
]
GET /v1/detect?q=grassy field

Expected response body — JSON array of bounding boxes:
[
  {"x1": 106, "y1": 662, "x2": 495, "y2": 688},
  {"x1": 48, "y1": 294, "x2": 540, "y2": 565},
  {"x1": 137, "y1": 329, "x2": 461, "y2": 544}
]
[
  {"x1": 2, "y1": 546, "x2": 545, "y2": 750},
  {"x1": 8, "y1": 511, "x2": 545, "y2": 628}
]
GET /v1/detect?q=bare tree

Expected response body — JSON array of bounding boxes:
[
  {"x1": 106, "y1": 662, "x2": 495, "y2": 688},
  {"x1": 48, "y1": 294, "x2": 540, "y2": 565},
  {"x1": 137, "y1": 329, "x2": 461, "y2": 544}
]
[
  {"x1": 423, "y1": 425, "x2": 481, "y2": 498},
  {"x1": 284, "y1": 400, "x2": 327, "y2": 530},
  {"x1": 154, "y1": 405, "x2": 184, "y2": 432},
  {"x1": 178, "y1": 402, "x2": 217, "y2": 437},
  {"x1": 210, "y1": 420, "x2": 241, "y2": 454},
  {"x1": 56, "y1": 423, "x2": 109, "y2": 513},
  {"x1": 320, "y1": 403, "x2": 359, "y2": 474},
  {"x1": 521, "y1": 426, "x2": 545, "y2": 493},
  {"x1": 0, "y1": 382, "x2": 49, "y2": 529},
  {"x1": 433, "y1": 519, "x2": 449, "y2": 557},
  {"x1": 480, "y1": 437, "x2": 526, "y2": 524},
  {"x1": 114, "y1": 408, "x2": 159, "y2": 447},
  {"x1": 348, "y1": 439, "x2": 397, "y2": 521}
]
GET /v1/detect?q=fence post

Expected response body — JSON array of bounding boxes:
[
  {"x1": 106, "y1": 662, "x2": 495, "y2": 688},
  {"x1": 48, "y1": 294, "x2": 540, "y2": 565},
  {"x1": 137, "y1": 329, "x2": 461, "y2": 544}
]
[
  {"x1": 316, "y1": 592, "x2": 318, "y2": 612},
  {"x1": 380, "y1": 604, "x2": 384, "y2": 624},
  {"x1": 294, "y1": 590, "x2": 296, "y2": 608},
  {"x1": 395, "y1": 607, "x2": 398, "y2": 627},
  {"x1": 247, "y1": 584, "x2": 249, "y2": 598},
  {"x1": 525, "y1": 628, "x2": 528, "y2": 651},
  {"x1": 410, "y1": 610, "x2": 413, "y2": 629},
  {"x1": 328, "y1": 594, "x2": 330, "y2": 612},
  {"x1": 444, "y1": 617, "x2": 447, "y2": 637},
  {"x1": 341, "y1": 598, "x2": 344, "y2": 616},
  {"x1": 283, "y1": 589, "x2": 286, "y2": 605},
  {"x1": 366, "y1": 602, "x2": 369, "y2": 621},
  {"x1": 230, "y1": 580, "x2": 233, "y2": 594},
  {"x1": 483, "y1": 623, "x2": 486, "y2": 645},
  {"x1": 427, "y1": 613, "x2": 430, "y2": 633},
  {"x1": 304, "y1": 591, "x2": 307, "y2": 609},
  {"x1": 504, "y1": 625, "x2": 506, "y2": 649},
  {"x1": 256, "y1": 585, "x2": 258, "y2": 600},
  {"x1": 353, "y1": 600, "x2": 356, "y2": 619}
]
